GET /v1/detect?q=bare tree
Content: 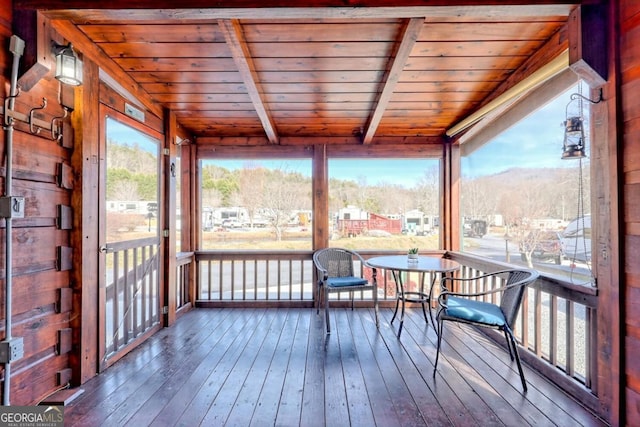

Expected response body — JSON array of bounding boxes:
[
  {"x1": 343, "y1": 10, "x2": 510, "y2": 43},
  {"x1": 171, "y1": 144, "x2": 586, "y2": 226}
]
[
  {"x1": 261, "y1": 170, "x2": 307, "y2": 241},
  {"x1": 415, "y1": 165, "x2": 440, "y2": 215},
  {"x1": 109, "y1": 180, "x2": 140, "y2": 201},
  {"x1": 238, "y1": 165, "x2": 266, "y2": 228},
  {"x1": 498, "y1": 181, "x2": 557, "y2": 268}
]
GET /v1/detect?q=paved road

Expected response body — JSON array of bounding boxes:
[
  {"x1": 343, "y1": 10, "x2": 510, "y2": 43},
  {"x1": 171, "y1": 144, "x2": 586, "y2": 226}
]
[{"x1": 465, "y1": 234, "x2": 594, "y2": 285}]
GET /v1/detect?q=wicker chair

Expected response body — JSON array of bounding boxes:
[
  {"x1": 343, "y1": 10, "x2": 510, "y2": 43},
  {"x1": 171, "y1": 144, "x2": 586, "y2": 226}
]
[
  {"x1": 433, "y1": 269, "x2": 539, "y2": 392},
  {"x1": 313, "y1": 248, "x2": 379, "y2": 334}
]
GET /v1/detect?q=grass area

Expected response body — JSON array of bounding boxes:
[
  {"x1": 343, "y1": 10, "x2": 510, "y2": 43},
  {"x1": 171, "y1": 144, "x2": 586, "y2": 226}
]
[{"x1": 203, "y1": 230, "x2": 440, "y2": 251}]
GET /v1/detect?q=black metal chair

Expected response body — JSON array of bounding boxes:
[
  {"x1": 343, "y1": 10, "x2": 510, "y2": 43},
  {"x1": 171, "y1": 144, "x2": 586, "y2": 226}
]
[
  {"x1": 433, "y1": 268, "x2": 539, "y2": 392},
  {"x1": 313, "y1": 247, "x2": 379, "y2": 334}
]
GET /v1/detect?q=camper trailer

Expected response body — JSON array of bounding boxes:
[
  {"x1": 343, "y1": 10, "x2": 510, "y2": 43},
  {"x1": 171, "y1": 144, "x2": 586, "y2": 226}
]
[{"x1": 560, "y1": 215, "x2": 592, "y2": 263}]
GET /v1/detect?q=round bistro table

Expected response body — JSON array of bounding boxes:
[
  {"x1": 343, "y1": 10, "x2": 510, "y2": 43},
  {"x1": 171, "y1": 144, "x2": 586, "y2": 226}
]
[{"x1": 366, "y1": 255, "x2": 460, "y2": 338}]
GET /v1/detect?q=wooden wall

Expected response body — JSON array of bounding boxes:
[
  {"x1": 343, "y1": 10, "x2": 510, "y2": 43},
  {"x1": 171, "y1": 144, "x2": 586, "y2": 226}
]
[
  {"x1": 621, "y1": 0, "x2": 640, "y2": 424},
  {"x1": 0, "y1": 0, "x2": 75, "y2": 404}
]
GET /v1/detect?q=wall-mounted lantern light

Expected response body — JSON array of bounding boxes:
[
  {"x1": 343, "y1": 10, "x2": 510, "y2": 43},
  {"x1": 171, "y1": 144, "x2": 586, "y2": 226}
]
[{"x1": 53, "y1": 42, "x2": 82, "y2": 86}]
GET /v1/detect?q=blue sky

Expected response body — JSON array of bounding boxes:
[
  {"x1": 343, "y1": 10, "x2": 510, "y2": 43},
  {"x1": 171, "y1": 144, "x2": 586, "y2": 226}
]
[
  {"x1": 107, "y1": 117, "x2": 159, "y2": 153},
  {"x1": 462, "y1": 83, "x2": 587, "y2": 177}
]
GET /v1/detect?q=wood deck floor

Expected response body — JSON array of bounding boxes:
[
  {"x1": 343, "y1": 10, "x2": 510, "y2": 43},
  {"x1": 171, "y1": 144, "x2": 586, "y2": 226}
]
[{"x1": 62, "y1": 307, "x2": 608, "y2": 426}]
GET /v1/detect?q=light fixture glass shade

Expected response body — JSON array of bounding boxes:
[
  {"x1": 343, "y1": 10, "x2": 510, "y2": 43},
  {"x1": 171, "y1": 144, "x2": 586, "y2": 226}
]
[
  {"x1": 54, "y1": 44, "x2": 83, "y2": 86},
  {"x1": 562, "y1": 116, "x2": 586, "y2": 159}
]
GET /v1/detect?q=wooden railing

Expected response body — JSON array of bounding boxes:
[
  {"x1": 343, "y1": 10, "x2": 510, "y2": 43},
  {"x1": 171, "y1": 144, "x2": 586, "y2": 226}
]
[
  {"x1": 104, "y1": 237, "x2": 161, "y2": 359},
  {"x1": 192, "y1": 249, "x2": 598, "y2": 409},
  {"x1": 195, "y1": 251, "x2": 316, "y2": 305},
  {"x1": 193, "y1": 249, "x2": 423, "y2": 305},
  {"x1": 445, "y1": 252, "x2": 599, "y2": 411},
  {"x1": 176, "y1": 251, "x2": 194, "y2": 311}
]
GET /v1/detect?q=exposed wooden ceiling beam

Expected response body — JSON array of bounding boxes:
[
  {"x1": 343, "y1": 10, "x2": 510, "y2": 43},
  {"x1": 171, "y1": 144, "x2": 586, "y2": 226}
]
[
  {"x1": 218, "y1": 19, "x2": 279, "y2": 144},
  {"x1": 362, "y1": 17, "x2": 423, "y2": 144},
  {"x1": 28, "y1": 4, "x2": 575, "y2": 22},
  {"x1": 50, "y1": 19, "x2": 163, "y2": 118},
  {"x1": 195, "y1": 135, "x2": 444, "y2": 146},
  {"x1": 197, "y1": 141, "x2": 444, "y2": 159}
]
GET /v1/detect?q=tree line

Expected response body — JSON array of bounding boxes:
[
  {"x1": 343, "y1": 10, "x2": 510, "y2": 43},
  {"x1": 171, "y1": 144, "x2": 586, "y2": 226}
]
[{"x1": 105, "y1": 141, "x2": 589, "y2": 233}]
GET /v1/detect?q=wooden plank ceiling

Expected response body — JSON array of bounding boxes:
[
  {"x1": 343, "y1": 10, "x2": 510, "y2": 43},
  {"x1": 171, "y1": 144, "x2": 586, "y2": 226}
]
[{"x1": 32, "y1": 3, "x2": 574, "y2": 145}]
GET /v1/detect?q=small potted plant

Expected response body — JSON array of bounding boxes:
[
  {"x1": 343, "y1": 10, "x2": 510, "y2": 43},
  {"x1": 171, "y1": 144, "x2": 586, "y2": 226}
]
[{"x1": 407, "y1": 247, "x2": 419, "y2": 261}]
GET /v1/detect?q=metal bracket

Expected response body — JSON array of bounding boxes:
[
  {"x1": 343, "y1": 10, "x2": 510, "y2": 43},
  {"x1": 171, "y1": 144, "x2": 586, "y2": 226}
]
[
  {"x1": 1, "y1": 94, "x2": 69, "y2": 142},
  {"x1": 29, "y1": 98, "x2": 47, "y2": 134},
  {"x1": 51, "y1": 107, "x2": 69, "y2": 141},
  {"x1": 0, "y1": 196, "x2": 25, "y2": 219},
  {"x1": 0, "y1": 338, "x2": 24, "y2": 363}
]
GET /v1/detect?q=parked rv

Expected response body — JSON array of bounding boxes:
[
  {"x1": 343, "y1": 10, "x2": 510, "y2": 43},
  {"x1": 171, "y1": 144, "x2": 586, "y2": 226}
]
[{"x1": 560, "y1": 215, "x2": 592, "y2": 263}]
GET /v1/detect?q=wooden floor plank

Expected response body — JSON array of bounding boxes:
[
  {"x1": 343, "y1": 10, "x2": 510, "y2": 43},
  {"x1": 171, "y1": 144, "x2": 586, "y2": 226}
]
[
  {"x1": 174, "y1": 308, "x2": 268, "y2": 425},
  {"x1": 271, "y1": 310, "x2": 310, "y2": 427},
  {"x1": 426, "y1": 314, "x2": 536, "y2": 426},
  {"x1": 376, "y1": 307, "x2": 468, "y2": 426},
  {"x1": 323, "y1": 314, "x2": 350, "y2": 427},
  {"x1": 251, "y1": 309, "x2": 305, "y2": 426},
  {"x1": 62, "y1": 307, "x2": 608, "y2": 427},
  {"x1": 335, "y1": 309, "x2": 377, "y2": 426},
  {"x1": 360, "y1": 309, "x2": 433, "y2": 426},
  {"x1": 403, "y1": 308, "x2": 514, "y2": 426},
  {"x1": 64, "y1": 309, "x2": 217, "y2": 426},
  {"x1": 349, "y1": 307, "x2": 404, "y2": 426},
  {"x1": 126, "y1": 308, "x2": 239, "y2": 425},
  {"x1": 299, "y1": 307, "x2": 326, "y2": 427},
  {"x1": 223, "y1": 308, "x2": 290, "y2": 426},
  {"x1": 464, "y1": 328, "x2": 604, "y2": 427},
  {"x1": 399, "y1": 309, "x2": 501, "y2": 426}
]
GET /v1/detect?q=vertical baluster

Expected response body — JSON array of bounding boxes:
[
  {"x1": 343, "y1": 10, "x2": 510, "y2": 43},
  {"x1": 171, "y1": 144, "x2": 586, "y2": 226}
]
[
  {"x1": 254, "y1": 259, "x2": 259, "y2": 300},
  {"x1": 550, "y1": 295, "x2": 558, "y2": 366},
  {"x1": 177, "y1": 264, "x2": 183, "y2": 307},
  {"x1": 587, "y1": 306, "x2": 596, "y2": 391},
  {"x1": 242, "y1": 259, "x2": 247, "y2": 300},
  {"x1": 519, "y1": 287, "x2": 530, "y2": 349},
  {"x1": 567, "y1": 300, "x2": 575, "y2": 378},
  {"x1": 109, "y1": 252, "x2": 115, "y2": 352},
  {"x1": 218, "y1": 259, "x2": 223, "y2": 300},
  {"x1": 277, "y1": 259, "x2": 282, "y2": 301},
  {"x1": 123, "y1": 248, "x2": 130, "y2": 345},
  {"x1": 133, "y1": 247, "x2": 139, "y2": 336},
  {"x1": 146, "y1": 246, "x2": 152, "y2": 324},
  {"x1": 299, "y1": 259, "x2": 304, "y2": 301},
  {"x1": 266, "y1": 260, "x2": 270, "y2": 300},
  {"x1": 137, "y1": 247, "x2": 145, "y2": 330},
  {"x1": 113, "y1": 251, "x2": 120, "y2": 351},
  {"x1": 534, "y1": 287, "x2": 542, "y2": 357},
  {"x1": 147, "y1": 245, "x2": 153, "y2": 325}
]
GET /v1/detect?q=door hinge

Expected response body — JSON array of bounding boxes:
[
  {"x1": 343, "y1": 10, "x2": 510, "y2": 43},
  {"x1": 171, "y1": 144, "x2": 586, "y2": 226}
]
[{"x1": 162, "y1": 306, "x2": 169, "y2": 314}]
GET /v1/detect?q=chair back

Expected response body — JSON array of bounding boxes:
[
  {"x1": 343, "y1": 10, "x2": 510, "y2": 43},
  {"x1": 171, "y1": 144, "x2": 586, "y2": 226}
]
[
  {"x1": 500, "y1": 269, "x2": 539, "y2": 326},
  {"x1": 313, "y1": 248, "x2": 356, "y2": 278}
]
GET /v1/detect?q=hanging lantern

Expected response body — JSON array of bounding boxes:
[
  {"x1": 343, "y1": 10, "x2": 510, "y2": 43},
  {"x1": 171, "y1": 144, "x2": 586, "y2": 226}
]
[
  {"x1": 560, "y1": 87, "x2": 603, "y2": 160},
  {"x1": 562, "y1": 116, "x2": 586, "y2": 159},
  {"x1": 53, "y1": 43, "x2": 83, "y2": 86}
]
